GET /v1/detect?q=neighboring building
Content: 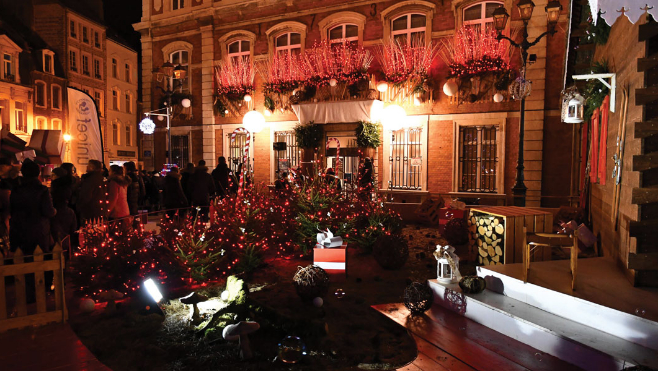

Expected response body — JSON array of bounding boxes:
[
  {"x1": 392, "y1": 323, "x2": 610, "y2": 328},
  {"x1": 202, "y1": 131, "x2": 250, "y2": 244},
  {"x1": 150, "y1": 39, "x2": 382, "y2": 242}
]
[
  {"x1": 106, "y1": 35, "x2": 138, "y2": 165},
  {"x1": 134, "y1": 0, "x2": 573, "y2": 207},
  {"x1": 0, "y1": 31, "x2": 33, "y2": 141}
]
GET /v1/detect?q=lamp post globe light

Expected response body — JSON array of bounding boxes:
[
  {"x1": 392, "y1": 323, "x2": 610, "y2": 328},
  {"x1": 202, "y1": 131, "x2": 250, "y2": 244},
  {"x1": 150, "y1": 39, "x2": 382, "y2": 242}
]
[
  {"x1": 492, "y1": 0, "x2": 562, "y2": 206},
  {"x1": 140, "y1": 61, "x2": 189, "y2": 166}
]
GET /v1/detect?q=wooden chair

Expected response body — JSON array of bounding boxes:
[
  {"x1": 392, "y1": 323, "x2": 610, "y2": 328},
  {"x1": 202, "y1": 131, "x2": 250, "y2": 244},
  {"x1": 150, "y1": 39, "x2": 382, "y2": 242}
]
[{"x1": 522, "y1": 227, "x2": 579, "y2": 290}]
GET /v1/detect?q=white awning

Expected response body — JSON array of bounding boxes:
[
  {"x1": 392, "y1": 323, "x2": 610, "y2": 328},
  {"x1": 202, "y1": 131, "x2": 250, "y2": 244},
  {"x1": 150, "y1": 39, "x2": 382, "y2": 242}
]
[
  {"x1": 589, "y1": 0, "x2": 656, "y2": 25},
  {"x1": 291, "y1": 100, "x2": 383, "y2": 124}
]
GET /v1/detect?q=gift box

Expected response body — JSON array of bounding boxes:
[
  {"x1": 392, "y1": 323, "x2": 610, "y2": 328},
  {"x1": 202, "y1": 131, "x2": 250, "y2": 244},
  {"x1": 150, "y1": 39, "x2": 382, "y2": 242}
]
[
  {"x1": 314, "y1": 243, "x2": 347, "y2": 278},
  {"x1": 27, "y1": 129, "x2": 64, "y2": 164},
  {"x1": 316, "y1": 229, "x2": 343, "y2": 248},
  {"x1": 1, "y1": 129, "x2": 27, "y2": 158},
  {"x1": 438, "y1": 207, "x2": 467, "y2": 233}
]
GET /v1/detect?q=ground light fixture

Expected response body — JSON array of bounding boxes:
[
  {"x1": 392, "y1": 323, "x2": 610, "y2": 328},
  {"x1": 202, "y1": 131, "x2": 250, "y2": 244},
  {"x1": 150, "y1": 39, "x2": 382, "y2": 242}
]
[{"x1": 144, "y1": 278, "x2": 163, "y2": 303}]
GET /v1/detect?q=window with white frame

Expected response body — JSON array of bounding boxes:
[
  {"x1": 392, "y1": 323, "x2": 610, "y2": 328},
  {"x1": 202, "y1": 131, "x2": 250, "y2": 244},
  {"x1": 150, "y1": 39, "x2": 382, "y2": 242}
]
[
  {"x1": 274, "y1": 131, "x2": 300, "y2": 178},
  {"x1": 173, "y1": 0, "x2": 184, "y2": 10},
  {"x1": 52, "y1": 85, "x2": 61, "y2": 110},
  {"x1": 125, "y1": 125, "x2": 131, "y2": 146},
  {"x1": 457, "y1": 125, "x2": 499, "y2": 193},
  {"x1": 82, "y1": 54, "x2": 90, "y2": 76},
  {"x1": 15, "y1": 102, "x2": 26, "y2": 132},
  {"x1": 3, "y1": 53, "x2": 13, "y2": 80},
  {"x1": 125, "y1": 92, "x2": 132, "y2": 114},
  {"x1": 69, "y1": 20, "x2": 77, "y2": 39},
  {"x1": 52, "y1": 119, "x2": 61, "y2": 130},
  {"x1": 36, "y1": 117, "x2": 46, "y2": 130},
  {"x1": 124, "y1": 63, "x2": 131, "y2": 82},
  {"x1": 391, "y1": 13, "x2": 426, "y2": 45},
  {"x1": 94, "y1": 90, "x2": 103, "y2": 116},
  {"x1": 111, "y1": 58, "x2": 118, "y2": 78},
  {"x1": 112, "y1": 89, "x2": 119, "y2": 110},
  {"x1": 463, "y1": 1, "x2": 504, "y2": 33},
  {"x1": 227, "y1": 40, "x2": 250, "y2": 62},
  {"x1": 389, "y1": 128, "x2": 423, "y2": 190},
  {"x1": 112, "y1": 122, "x2": 119, "y2": 145},
  {"x1": 94, "y1": 58, "x2": 102, "y2": 79},
  {"x1": 169, "y1": 50, "x2": 189, "y2": 92},
  {"x1": 43, "y1": 51, "x2": 54, "y2": 74},
  {"x1": 328, "y1": 24, "x2": 359, "y2": 46},
  {"x1": 275, "y1": 32, "x2": 302, "y2": 57},
  {"x1": 69, "y1": 49, "x2": 78, "y2": 72},
  {"x1": 0, "y1": 100, "x2": 7, "y2": 131},
  {"x1": 35, "y1": 81, "x2": 47, "y2": 108}
]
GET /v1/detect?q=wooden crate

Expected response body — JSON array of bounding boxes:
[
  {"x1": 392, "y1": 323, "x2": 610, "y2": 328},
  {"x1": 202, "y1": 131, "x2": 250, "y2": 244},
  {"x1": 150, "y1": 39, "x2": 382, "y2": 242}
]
[{"x1": 468, "y1": 206, "x2": 554, "y2": 266}]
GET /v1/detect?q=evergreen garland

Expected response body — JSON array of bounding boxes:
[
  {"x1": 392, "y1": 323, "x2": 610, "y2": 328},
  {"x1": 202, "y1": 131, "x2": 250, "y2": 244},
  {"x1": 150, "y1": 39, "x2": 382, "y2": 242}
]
[
  {"x1": 355, "y1": 121, "x2": 381, "y2": 148},
  {"x1": 294, "y1": 121, "x2": 323, "y2": 149},
  {"x1": 583, "y1": 59, "x2": 609, "y2": 121},
  {"x1": 583, "y1": 10, "x2": 611, "y2": 46}
]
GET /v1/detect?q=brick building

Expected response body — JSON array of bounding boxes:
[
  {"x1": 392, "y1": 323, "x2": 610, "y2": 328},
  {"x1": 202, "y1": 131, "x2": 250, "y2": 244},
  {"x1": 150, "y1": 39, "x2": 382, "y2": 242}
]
[{"x1": 134, "y1": 0, "x2": 573, "y2": 207}]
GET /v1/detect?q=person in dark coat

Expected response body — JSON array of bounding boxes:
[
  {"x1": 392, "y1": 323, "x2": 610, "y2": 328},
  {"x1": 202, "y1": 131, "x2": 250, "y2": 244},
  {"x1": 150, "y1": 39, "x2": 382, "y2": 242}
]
[
  {"x1": 124, "y1": 161, "x2": 145, "y2": 215},
  {"x1": 10, "y1": 159, "x2": 57, "y2": 254},
  {"x1": 50, "y1": 168, "x2": 77, "y2": 250},
  {"x1": 0, "y1": 159, "x2": 13, "y2": 242},
  {"x1": 274, "y1": 172, "x2": 290, "y2": 191},
  {"x1": 188, "y1": 160, "x2": 215, "y2": 218},
  {"x1": 180, "y1": 162, "x2": 194, "y2": 205},
  {"x1": 77, "y1": 159, "x2": 107, "y2": 223},
  {"x1": 211, "y1": 156, "x2": 231, "y2": 198},
  {"x1": 163, "y1": 167, "x2": 188, "y2": 219},
  {"x1": 325, "y1": 168, "x2": 341, "y2": 191},
  {"x1": 358, "y1": 157, "x2": 373, "y2": 201}
]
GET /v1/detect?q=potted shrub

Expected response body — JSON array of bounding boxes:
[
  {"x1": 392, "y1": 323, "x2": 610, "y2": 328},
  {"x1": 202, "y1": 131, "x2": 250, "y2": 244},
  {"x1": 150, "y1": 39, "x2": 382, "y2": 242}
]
[
  {"x1": 355, "y1": 121, "x2": 381, "y2": 159},
  {"x1": 294, "y1": 121, "x2": 323, "y2": 177}
]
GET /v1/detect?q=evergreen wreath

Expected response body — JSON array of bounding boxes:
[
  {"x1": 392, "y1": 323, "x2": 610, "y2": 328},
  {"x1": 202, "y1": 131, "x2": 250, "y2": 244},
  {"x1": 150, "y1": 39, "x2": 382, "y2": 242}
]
[{"x1": 355, "y1": 121, "x2": 381, "y2": 148}]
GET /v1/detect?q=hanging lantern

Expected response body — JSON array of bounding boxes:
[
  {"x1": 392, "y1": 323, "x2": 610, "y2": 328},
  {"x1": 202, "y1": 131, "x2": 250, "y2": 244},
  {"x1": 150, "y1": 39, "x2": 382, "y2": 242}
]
[
  {"x1": 376, "y1": 81, "x2": 389, "y2": 92},
  {"x1": 508, "y1": 71, "x2": 532, "y2": 100},
  {"x1": 443, "y1": 81, "x2": 458, "y2": 97},
  {"x1": 329, "y1": 78, "x2": 338, "y2": 87},
  {"x1": 437, "y1": 255, "x2": 453, "y2": 284},
  {"x1": 493, "y1": 93, "x2": 504, "y2": 103},
  {"x1": 561, "y1": 85, "x2": 584, "y2": 124},
  {"x1": 434, "y1": 245, "x2": 460, "y2": 284}
]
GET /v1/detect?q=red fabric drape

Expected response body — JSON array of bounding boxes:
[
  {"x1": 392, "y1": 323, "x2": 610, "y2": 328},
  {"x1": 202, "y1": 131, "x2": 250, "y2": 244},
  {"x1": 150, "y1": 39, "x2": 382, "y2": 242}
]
[
  {"x1": 579, "y1": 121, "x2": 589, "y2": 192},
  {"x1": 590, "y1": 108, "x2": 600, "y2": 183},
  {"x1": 598, "y1": 96, "x2": 610, "y2": 185}
]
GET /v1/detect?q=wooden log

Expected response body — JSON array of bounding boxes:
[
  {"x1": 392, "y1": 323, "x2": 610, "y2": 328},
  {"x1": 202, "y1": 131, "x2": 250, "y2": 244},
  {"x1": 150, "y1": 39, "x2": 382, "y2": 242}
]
[
  {"x1": 635, "y1": 86, "x2": 658, "y2": 106},
  {"x1": 0, "y1": 250, "x2": 5, "y2": 320},
  {"x1": 494, "y1": 224, "x2": 504, "y2": 234},
  {"x1": 33, "y1": 246, "x2": 46, "y2": 314},
  {"x1": 13, "y1": 249, "x2": 27, "y2": 318}
]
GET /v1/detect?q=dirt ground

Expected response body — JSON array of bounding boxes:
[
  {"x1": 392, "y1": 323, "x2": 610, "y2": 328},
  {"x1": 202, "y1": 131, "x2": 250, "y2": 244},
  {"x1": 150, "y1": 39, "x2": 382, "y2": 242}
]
[{"x1": 69, "y1": 224, "x2": 478, "y2": 371}]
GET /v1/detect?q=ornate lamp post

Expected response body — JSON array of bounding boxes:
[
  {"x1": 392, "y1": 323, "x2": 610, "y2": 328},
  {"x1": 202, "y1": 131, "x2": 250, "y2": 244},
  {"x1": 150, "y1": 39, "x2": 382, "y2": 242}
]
[
  {"x1": 151, "y1": 62, "x2": 189, "y2": 165},
  {"x1": 492, "y1": 0, "x2": 562, "y2": 206}
]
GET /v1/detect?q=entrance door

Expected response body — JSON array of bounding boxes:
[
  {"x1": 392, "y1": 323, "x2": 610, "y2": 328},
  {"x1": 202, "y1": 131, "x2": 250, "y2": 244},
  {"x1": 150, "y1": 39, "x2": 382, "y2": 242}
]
[
  {"x1": 171, "y1": 134, "x2": 189, "y2": 168},
  {"x1": 325, "y1": 133, "x2": 360, "y2": 193}
]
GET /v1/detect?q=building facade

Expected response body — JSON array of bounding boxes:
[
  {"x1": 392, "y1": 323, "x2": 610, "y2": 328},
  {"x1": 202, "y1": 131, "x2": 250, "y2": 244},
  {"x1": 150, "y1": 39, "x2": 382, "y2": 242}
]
[
  {"x1": 106, "y1": 37, "x2": 139, "y2": 165},
  {"x1": 134, "y1": 0, "x2": 573, "y2": 207}
]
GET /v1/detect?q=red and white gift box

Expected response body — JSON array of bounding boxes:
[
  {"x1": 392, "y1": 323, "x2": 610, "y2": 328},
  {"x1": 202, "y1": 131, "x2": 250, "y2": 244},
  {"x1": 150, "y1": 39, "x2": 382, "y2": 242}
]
[{"x1": 313, "y1": 243, "x2": 347, "y2": 278}]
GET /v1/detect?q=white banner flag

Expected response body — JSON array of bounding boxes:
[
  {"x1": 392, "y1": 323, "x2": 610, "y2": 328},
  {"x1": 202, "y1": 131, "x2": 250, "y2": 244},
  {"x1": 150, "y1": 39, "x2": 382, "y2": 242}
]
[{"x1": 67, "y1": 87, "x2": 104, "y2": 172}]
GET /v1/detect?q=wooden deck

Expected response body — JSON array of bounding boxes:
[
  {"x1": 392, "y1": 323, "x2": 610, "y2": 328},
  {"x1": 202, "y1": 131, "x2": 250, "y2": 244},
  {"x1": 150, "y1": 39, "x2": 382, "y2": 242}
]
[
  {"x1": 0, "y1": 323, "x2": 110, "y2": 371},
  {"x1": 373, "y1": 303, "x2": 583, "y2": 371}
]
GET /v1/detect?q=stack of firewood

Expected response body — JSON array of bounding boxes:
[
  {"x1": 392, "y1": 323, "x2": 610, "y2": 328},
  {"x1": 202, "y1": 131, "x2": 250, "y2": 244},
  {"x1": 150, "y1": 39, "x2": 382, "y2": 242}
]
[{"x1": 468, "y1": 213, "x2": 505, "y2": 266}]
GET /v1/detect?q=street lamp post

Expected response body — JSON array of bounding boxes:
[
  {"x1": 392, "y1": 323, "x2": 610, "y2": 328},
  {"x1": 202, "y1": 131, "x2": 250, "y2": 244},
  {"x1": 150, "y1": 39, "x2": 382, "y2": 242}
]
[
  {"x1": 493, "y1": 0, "x2": 562, "y2": 206},
  {"x1": 153, "y1": 62, "x2": 189, "y2": 166}
]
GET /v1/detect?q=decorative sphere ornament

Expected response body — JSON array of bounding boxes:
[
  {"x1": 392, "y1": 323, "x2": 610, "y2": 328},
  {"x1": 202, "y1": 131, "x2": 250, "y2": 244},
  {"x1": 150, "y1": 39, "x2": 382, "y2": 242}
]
[
  {"x1": 278, "y1": 336, "x2": 307, "y2": 364},
  {"x1": 443, "y1": 81, "x2": 458, "y2": 97},
  {"x1": 157, "y1": 115, "x2": 165, "y2": 121},
  {"x1": 313, "y1": 297, "x2": 323, "y2": 307},
  {"x1": 329, "y1": 78, "x2": 338, "y2": 87},
  {"x1": 334, "y1": 289, "x2": 345, "y2": 299},
  {"x1": 243, "y1": 94, "x2": 252, "y2": 102},
  {"x1": 493, "y1": 93, "x2": 504, "y2": 103},
  {"x1": 224, "y1": 109, "x2": 229, "y2": 114},
  {"x1": 376, "y1": 81, "x2": 389, "y2": 92},
  {"x1": 404, "y1": 282, "x2": 433, "y2": 315},
  {"x1": 181, "y1": 98, "x2": 191, "y2": 108},
  {"x1": 79, "y1": 298, "x2": 96, "y2": 313},
  {"x1": 139, "y1": 117, "x2": 156, "y2": 135}
]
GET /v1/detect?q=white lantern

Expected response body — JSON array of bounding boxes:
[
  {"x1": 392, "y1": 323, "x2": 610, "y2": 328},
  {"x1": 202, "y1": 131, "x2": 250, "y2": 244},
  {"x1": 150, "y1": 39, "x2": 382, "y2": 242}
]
[
  {"x1": 493, "y1": 93, "x2": 504, "y2": 103},
  {"x1": 329, "y1": 78, "x2": 338, "y2": 87},
  {"x1": 157, "y1": 115, "x2": 165, "y2": 121},
  {"x1": 139, "y1": 117, "x2": 156, "y2": 135},
  {"x1": 437, "y1": 256, "x2": 453, "y2": 284},
  {"x1": 264, "y1": 109, "x2": 272, "y2": 116},
  {"x1": 380, "y1": 104, "x2": 406, "y2": 131},
  {"x1": 181, "y1": 98, "x2": 191, "y2": 108},
  {"x1": 243, "y1": 94, "x2": 252, "y2": 102},
  {"x1": 443, "y1": 81, "x2": 458, "y2": 97},
  {"x1": 376, "y1": 81, "x2": 389, "y2": 92},
  {"x1": 243, "y1": 110, "x2": 265, "y2": 133},
  {"x1": 564, "y1": 93, "x2": 585, "y2": 124}
]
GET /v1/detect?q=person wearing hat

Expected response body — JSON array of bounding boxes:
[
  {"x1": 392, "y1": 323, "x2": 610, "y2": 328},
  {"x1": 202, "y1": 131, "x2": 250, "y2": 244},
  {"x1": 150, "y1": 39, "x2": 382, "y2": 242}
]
[{"x1": 50, "y1": 167, "x2": 77, "y2": 251}]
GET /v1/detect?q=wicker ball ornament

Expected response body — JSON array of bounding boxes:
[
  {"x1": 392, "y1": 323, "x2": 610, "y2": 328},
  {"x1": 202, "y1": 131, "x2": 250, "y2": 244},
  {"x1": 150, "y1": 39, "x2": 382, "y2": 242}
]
[
  {"x1": 293, "y1": 265, "x2": 330, "y2": 301},
  {"x1": 404, "y1": 282, "x2": 433, "y2": 315},
  {"x1": 373, "y1": 233, "x2": 409, "y2": 270}
]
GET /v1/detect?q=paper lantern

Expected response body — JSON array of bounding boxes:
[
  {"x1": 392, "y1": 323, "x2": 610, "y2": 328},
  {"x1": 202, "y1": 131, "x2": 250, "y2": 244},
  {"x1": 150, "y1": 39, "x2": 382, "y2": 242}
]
[
  {"x1": 139, "y1": 117, "x2": 156, "y2": 135},
  {"x1": 376, "y1": 82, "x2": 389, "y2": 92},
  {"x1": 493, "y1": 93, "x2": 504, "y2": 103},
  {"x1": 564, "y1": 94, "x2": 584, "y2": 124},
  {"x1": 243, "y1": 94, "x2": 252, "y2": 102},
  {"x1": 381, "y1": 104, "x2": 406, "y2": 131},
  {"x1": 437, "y1": 255, "x2": 453, "y2": 283},
  {"x1": 443, "y1": 81, "x2": 458, "y2": 97},
  {"x1": 329, "y1": 78, "x2": 338, "y2": 87},
  {"x1": 243, "y1": 110, "x2": 265, "y2": 133},
  {"x1": 181, "y1": 98, "x2": 191, "y2": 108}
]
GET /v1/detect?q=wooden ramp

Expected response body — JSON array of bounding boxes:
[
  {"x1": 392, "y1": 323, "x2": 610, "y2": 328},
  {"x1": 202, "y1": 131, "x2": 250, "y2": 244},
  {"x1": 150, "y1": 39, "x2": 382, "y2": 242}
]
[{"x1": 373, "y1": 303, "x2": 582, "y2": 371}]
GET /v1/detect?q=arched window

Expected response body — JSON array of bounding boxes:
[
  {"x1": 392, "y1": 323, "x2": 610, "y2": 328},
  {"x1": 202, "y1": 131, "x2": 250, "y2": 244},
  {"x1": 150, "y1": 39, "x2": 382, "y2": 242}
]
[
  {"x1": 36, "y1": 117, "x2": 47, "y2": 130},
  {"x1": 391, "y1": 14, "x2": 427, "y2": 45},
  {"x1": 463, "y1": 1, "x2": 504, "y2": 33},
  {"x1": 169, "y1": 50, "x2": 189, "y2": 92},
  {"x1": 275, "y1": 32, "x2": 302, "y2": 57},
  {"x1": 328, "y1": 24, "x2": 359, "y2": 46},
  {"x1": 227, "y1": 40, "x2": 250, "y2": 62},
  {"x1": 112, "y1": 122, "x2": 119, "y2": 145},
  {"x1": 125, "y1": 125, "x2": 131, "y2": 146},
  {"x1": 52, "y1": 119, "x2": 61, "y2": 130},
  {"x1": 35, "y1": 81, "x2": 47, "y2": 108}
]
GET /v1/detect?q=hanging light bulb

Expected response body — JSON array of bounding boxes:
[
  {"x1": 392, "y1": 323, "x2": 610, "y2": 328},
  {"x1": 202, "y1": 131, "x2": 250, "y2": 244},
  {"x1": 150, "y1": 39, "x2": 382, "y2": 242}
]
[
  {"x1": 243, "y1": 94, "x2": 252, "y2": 102},
  {"x1": 376, "y1": 82, "x2": 388, "y2": 92},
  {"x1": 381, "y1": 105, "x2": 406, "y2": 131}
]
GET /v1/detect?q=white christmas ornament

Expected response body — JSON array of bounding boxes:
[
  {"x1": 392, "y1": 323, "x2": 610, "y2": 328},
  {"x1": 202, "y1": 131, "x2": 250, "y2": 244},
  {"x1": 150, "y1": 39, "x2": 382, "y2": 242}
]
[
  {"x1": 493, "y1": 93, "x2": 504, "y2": 103},
  {"x1": 313, "y1": 297, "x2": 323, "y2": 307},
  {"x1": 376, "y1": 81, "x2": 389, "y2": 92},
  {"x1": 243, "y1": 94, "x2": 252, "y2": 102},
  {"x1": 316, "y1": 229, "x2": 343, "y2": 248},
  {"x1": 139, "y1": 117, "x2": 156, "y2": 135},
  {"x1": 181, "y1": 98, "x2": 191, "y2": 108},
  {"x1": 329, "y1": 78, "x2": 338, "y2": 87},
  {"x1": 443, "y1": 81, "x2": 458, "y2": 97}
]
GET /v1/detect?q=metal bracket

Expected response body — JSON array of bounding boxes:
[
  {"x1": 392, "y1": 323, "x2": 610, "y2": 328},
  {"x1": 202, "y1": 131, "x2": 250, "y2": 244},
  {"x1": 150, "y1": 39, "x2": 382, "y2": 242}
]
[{"x1": 571, "y1": 73, "x2": 617, "y2": 112}]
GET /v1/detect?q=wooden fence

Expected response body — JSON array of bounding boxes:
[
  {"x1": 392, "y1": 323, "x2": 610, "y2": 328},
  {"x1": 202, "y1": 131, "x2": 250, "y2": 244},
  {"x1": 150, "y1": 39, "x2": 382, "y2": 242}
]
[{"x1": 0, "y1": 244, "x2": 67, "y2": 332}]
